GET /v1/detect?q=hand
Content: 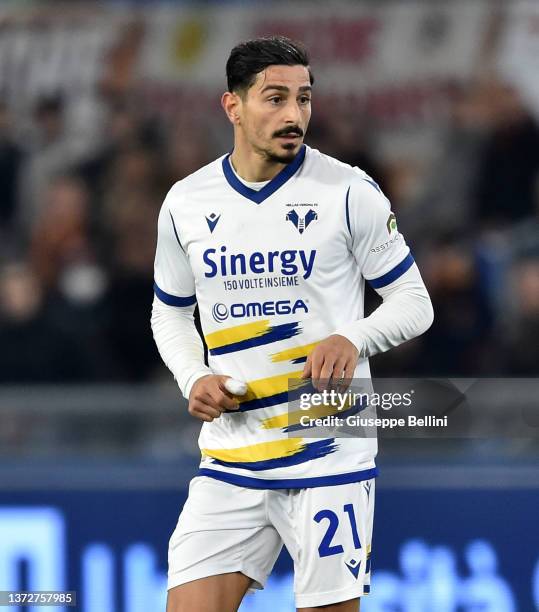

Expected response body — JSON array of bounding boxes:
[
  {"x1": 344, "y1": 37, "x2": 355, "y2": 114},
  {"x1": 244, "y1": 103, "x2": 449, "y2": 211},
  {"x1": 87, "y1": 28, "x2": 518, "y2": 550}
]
[
  {"x1": 301, "y1": 334, "x2": 359, "y2": 390},
  {"x1": 188, "y1": 375, "x2": 241, "y2": 422}
]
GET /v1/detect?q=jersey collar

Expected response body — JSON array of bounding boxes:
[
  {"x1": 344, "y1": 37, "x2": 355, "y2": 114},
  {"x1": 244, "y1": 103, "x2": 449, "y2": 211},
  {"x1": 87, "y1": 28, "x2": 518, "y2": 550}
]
[{"x1": 222, "y1": 144, "x2": 306, "y2": 204}]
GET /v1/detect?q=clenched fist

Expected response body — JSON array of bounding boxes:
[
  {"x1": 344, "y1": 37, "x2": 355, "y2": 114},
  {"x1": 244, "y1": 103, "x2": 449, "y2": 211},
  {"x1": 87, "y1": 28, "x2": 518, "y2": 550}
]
[{"x1": 188, "y1": 375, "x2": 242, "y2": 422}]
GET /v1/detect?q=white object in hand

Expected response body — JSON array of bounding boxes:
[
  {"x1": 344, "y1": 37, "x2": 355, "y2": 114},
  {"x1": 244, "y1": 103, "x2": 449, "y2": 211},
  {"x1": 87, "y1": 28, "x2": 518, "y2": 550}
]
[{"x1": 224, "y1": 378, "x2": 248, "y2": 396}]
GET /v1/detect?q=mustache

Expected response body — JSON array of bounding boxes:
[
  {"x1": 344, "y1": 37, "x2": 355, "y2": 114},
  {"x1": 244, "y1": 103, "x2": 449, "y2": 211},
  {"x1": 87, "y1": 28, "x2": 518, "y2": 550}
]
[{"x1": 273, "y1": 126, "x2": 304, "y2": 138}]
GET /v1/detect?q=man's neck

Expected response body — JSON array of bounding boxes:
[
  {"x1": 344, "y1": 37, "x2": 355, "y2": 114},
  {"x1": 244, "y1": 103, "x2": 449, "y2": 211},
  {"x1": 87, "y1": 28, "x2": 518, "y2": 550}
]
[{"x1": 229, "y1": 145, "x2": 286, "y2": 183}]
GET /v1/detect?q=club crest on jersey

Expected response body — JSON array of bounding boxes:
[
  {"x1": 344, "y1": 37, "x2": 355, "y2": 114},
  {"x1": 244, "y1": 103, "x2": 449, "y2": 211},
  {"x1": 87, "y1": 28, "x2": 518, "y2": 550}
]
[
  {"x1": 205, "y1": 213, "x2": 221, "y2": 233},
  {"x1": 286, "y1": 209, "x2": 317, "y2": 234}
]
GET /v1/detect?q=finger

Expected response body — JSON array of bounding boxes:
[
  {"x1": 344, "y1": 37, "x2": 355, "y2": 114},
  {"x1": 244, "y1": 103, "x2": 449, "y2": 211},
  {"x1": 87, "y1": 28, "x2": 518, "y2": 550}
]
[
  {"x1": 343, "y1": 359, "x2": 356, "y2": 381},
  {"x1": 319, "y1": 354, "x2": 336, "y2": 390},
  {"x1": 310, "y1": 351, "x2": 324, "y2": 388},
  {"x1": 331, "y1": 356, "x2": 347, "y2": 379},
  {"x1": 197, "y1": 387, "x2": 243, "y2": 416},
  {"x1": 194, "y1": 394, "x2": 225, "y2": 416},
  {"x1": 339, "y1": 360, "x2": 356, "y2": 393},
  {"x1": 210, "y1": 388, "x2": 240, "y2": 411},
  {"x1": 331, "y1": 357, "x2": 347, "y2": 392},
  {"x1": 190, "y1": 409, "x2": 215, "y2": 422},
  {"x1": 196, "y1": 404, "x2": 222, "y2": 419},
  {"x1": 302, "y1": 355, "x2": 312, "y2": 379},
  {"x1": 197, "y1": 392, "x2": 225, "y2": 411},
  {"x1": 189, "y1": 401, "x2": 220, "y2": 420}
]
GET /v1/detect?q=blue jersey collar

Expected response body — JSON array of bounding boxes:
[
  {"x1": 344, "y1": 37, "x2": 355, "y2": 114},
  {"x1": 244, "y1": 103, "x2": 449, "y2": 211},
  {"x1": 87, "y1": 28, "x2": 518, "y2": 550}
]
[{"x1": 222, "y1": 144, "x2": 306, "y2": 204}]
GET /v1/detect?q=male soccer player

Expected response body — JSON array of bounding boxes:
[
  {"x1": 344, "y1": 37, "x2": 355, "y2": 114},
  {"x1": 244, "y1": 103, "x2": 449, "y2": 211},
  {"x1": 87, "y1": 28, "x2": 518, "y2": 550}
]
[{"x1": 152, "y1": 36, "x2": 433, "y2": 612}]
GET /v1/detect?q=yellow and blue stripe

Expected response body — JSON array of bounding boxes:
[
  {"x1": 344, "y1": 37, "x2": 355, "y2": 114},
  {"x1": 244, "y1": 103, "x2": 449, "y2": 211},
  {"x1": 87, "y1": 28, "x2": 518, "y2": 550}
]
[
  {"x1": 261, "y1": 395, "x2": 367, "y2": 434},
  {"x1": 236, "y1": 371, "x2": 313, "y2": 412},
  {"x1": 202, "y1": 437, "x2": 337, "y2": 471},
  {"x1": 269, "y1": 341, "x2": 318, "y2": 365},
  {"x1": 205, "y1": 320, "x2": 302, "y2": 356}
]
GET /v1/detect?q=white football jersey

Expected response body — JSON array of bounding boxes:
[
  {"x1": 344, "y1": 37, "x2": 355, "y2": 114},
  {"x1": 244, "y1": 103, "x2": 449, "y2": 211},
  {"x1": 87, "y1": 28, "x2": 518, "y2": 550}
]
[{"x1": 154, "y1": 145, "x2": 413, "y2": 488}]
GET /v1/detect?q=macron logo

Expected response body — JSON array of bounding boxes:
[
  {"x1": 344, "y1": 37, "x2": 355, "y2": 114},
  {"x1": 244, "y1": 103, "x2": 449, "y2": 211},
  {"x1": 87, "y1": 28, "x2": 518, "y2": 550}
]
[
  {"x1": 206, "y1": 213, "x2": 221, "y2": 233},
  {"x1": 364, "y1": 481, "x2": 372, "y2": 501},
  {"x1": 345, "y1": 558, "x2": 361, "y2": 579}
]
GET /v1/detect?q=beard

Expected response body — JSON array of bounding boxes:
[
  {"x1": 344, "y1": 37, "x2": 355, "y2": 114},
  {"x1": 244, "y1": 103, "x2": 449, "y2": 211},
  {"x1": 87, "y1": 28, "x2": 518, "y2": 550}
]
[
  {"x1": 265, "y1": 149, "x2": 296, "y2": 164},
  {"x1": 263, "y1": 141, "x2": 300, "y2": 164}
]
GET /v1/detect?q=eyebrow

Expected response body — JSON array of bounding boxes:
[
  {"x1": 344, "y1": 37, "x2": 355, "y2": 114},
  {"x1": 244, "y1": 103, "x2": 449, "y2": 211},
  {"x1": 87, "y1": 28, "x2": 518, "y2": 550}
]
[{"x1": 259, "y1": 84, "x2": 312, "y2": 94}]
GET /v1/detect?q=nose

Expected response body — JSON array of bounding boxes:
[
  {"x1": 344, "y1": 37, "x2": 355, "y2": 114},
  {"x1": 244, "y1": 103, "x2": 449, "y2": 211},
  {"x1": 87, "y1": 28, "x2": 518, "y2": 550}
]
[{"x1": 283, "y1": 99, "x2": 302, "y2": 124}]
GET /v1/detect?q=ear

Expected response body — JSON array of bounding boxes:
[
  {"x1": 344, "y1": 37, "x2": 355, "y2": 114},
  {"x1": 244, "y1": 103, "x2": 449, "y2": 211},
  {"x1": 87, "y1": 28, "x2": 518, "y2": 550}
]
[{"x1": 221, "y1": 91, "x2": 241, "y2": 125}]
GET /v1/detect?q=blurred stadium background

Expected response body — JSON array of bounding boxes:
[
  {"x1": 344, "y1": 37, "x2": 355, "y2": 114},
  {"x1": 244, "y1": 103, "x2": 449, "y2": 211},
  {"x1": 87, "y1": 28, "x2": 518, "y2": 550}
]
[{"x1": 0, "y1": 1, "x2": 538, "y2": 610}]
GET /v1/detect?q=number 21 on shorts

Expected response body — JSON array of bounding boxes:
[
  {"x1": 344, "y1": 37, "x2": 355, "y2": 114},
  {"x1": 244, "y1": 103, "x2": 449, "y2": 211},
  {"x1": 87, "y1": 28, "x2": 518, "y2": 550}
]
[{"x1": 313, "y1": 503, "x2": 361, "y2": 558}]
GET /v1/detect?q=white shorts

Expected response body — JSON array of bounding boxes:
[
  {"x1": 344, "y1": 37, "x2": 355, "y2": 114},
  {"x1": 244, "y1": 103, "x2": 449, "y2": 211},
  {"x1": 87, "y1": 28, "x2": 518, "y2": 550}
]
[{"x1": 168, "y1": 475, "x2": 375, "y2": 608}]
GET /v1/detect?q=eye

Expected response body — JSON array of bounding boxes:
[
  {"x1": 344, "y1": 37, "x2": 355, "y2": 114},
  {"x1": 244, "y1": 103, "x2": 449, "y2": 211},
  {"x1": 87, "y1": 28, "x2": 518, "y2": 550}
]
[
  {"x1": 299, "y1": 95, "x2": 311, "y2": 105},
  {"x1": 268, "y1": 96, "x2": 282, "y2": 105}
]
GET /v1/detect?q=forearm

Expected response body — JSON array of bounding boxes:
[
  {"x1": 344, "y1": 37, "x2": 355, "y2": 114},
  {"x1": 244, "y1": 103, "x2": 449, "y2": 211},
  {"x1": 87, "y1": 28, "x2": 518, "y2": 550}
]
[
  {"x1": 151, "y1": 297, "x2": 212, "y2": 399},
  {"x1": 334, "y1": 264, "x2": 434, "y2": 358}
]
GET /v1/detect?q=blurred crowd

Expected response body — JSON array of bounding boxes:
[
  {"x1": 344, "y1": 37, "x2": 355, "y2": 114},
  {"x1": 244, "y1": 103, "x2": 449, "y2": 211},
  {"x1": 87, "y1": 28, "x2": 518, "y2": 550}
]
[{"x1": 0, "y1": 68, "x2": 538, "y2": 383}]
